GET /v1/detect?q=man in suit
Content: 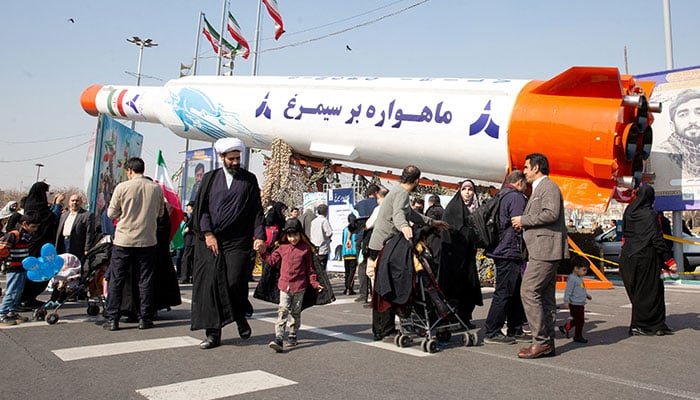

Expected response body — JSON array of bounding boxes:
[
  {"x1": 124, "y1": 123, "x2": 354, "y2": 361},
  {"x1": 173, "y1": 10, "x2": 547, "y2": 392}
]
[
  {"x1": 511, "y1": 153, "x2": 569, "y2": 359},
  {"x1": 55, "y1": 194, "x2": 95, "y2": 264}
]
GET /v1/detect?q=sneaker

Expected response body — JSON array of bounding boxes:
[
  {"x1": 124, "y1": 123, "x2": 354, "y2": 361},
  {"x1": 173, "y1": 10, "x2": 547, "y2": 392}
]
[
  {"x1": 6, "y1": 312, "x2": 28, "y2": 323},
  {"x1": 559, "y1": 325, "x2": 571, "y2": 338},
  {"x1": 508, "y1": 333, "x2": 532, "y2": 343},
  {"x1": 0, "y1": 315, "x2": 17, "y2": 326},
  {"x1": 269, "y1": 337, "x2": 283, "y2": 353},
  {"x1": 573, "y1": 337, "x2": 588, "y2": 343},
  {"x1": 287, "y1": 335, "x2": 297, "y2": 347},
  {"x1": 483, "y1": 334, "x2": 516, "y2": 345}
]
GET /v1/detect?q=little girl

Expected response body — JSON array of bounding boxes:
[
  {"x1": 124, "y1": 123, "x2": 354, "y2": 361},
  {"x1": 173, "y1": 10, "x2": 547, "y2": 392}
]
[{"x1": 259, "y1": 218, "x2": 323, "y2": 352}]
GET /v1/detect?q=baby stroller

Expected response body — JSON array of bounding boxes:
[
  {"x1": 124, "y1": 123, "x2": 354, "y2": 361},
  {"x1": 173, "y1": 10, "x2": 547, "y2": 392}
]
[
  {"x1": 33, "y1": 237, "x2": 110, "y2": 324},
  {"x1": 393, "y1": 240, "x2": 478, "y2": 353}
]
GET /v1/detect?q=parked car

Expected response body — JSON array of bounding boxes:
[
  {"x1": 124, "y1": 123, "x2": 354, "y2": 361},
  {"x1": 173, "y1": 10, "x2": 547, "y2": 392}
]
[{"x1": 594, "y1": 227, "x2": 700, "y2": 272}]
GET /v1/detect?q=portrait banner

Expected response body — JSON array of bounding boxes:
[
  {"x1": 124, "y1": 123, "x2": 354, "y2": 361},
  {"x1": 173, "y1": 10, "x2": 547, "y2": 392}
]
[
  {"x1": 86, "y1": 115, "x2": 143, "y2": 219},
  {"x1": 182, "y1": 147, "x2": 218, "y2": 205},
  {"x1": 639, "y1": 66, "x2": 700, "y2": 210}
]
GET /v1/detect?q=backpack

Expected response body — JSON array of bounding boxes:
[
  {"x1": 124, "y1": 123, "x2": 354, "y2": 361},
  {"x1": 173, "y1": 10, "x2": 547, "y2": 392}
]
[{"x1": 468, "y1": 187, "x2": 515, "y2": 250}]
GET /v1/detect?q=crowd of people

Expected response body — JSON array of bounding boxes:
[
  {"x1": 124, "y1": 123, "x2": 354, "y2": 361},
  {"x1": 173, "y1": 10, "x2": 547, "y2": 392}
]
[{"x1": 0, "y1": 141, "x2": 681, "y2": 358}]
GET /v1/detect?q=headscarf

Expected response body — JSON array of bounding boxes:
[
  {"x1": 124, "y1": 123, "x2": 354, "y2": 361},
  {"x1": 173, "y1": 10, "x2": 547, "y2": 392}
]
[
  {"x1": 264, "y1": 201, "x2": 287, "y2": 232},
  {"x1": 621, "y1": 184, "x2": 662, "y2": 257},
  {"x1": 24, "y1": 181, "x2": 58, "y2": 257},
  {"x1": 0, "y1": 201, "x2": 17, "y2": 219},
  {"x1": 459, "y1": 179, "x2": 479, "y2": 213},
  {"x1": 443, "y1": 183, "x2": 473, "y2": 242},
  {"x1": 24, "y1": 182, "x2": 51, "y2": 218}
]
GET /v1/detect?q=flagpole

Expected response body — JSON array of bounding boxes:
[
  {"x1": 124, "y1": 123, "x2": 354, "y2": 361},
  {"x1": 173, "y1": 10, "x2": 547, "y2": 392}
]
[
  {"x1": 216, "y1": 0, "x2": 228, "y2": 75},
  {"x1": 251, "y1": 0, "x2": 263, "y2": 76},
  {"x1": 192, "y1": 12, "x2": 204, "y2": 75}
]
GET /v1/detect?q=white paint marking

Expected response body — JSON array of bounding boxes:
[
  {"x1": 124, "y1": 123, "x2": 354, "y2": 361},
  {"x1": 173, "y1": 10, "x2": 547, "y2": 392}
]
[
  {"x1": 467, "y1": 347, "x2": 700, "y2": 400},
  {"x1": 135, "y1": 370, "x2": 296, "y2": 400},
  {"x1": 0, "y1": 315, "x2": 92, "y2": 330},
  {"x1": 52, "y1": 336, "x2": 201, "y2": 361},
  {"x1": 253, "y1": 316, "x2": 432, "y2": 357}
]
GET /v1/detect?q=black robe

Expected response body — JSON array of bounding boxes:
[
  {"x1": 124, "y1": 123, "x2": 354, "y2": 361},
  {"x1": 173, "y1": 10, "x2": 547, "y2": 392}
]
[
  {"x1": 253, "y1": 234, "x2": 335, "y2": 309},
  {"x1": 190, "y1": 167, "x2": 264, "y2": 330},
  {"x1": 435, "y1": 189, "x2": 483, "y2": 323},
  {"x1": 22, "y1": 182, "x2": 59, "y2": 302},
  {"x1": 620, "y1": 185, "x2": 673, "y2": 333}
]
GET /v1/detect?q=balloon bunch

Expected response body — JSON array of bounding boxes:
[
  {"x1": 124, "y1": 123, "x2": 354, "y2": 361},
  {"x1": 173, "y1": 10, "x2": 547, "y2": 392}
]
[{"x1": 22, "y1": 243, "x2": 64, "y2": 282}]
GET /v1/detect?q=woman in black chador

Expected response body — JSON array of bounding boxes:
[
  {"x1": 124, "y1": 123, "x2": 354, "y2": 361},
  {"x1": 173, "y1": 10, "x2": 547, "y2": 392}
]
[
  {"x1": 620, "y1": 184, "x2": 676, "y2": 336},
  {"x1": 435, "y1": 180, "x2": 483, "y2": 328},
  {"x1": 21, "y1": 182, "x2": 60, "y2": 306}
]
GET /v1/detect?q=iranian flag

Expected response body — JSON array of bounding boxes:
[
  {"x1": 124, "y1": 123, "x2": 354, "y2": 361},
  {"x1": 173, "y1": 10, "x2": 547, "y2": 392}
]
[
  {"x1": 155, "y1": 150, "x2": 185, "y2": 245},
  {"x1": 202, "y1": 16, "x2": 236, "y2": 56},
  {"x1": 227, "y1": 12, "x2": 250, "y2": 59},
  {"x1": 262, "y1": 0, "x2": 285, "y2": 40}
]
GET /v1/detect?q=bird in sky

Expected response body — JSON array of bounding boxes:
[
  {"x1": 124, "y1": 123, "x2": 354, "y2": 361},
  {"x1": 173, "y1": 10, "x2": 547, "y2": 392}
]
[
  {"x1": 345, "y1": 45, "x2": 352, "y2": 51},
  {"x1": 67, "y1": 18, "x2": 75, "y2": 23}
]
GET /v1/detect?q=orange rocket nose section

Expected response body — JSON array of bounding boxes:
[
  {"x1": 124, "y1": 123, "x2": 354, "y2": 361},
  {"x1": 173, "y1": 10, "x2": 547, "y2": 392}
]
[{"x1": 80, "y1": 85, "x2": 102, "y2": 116}]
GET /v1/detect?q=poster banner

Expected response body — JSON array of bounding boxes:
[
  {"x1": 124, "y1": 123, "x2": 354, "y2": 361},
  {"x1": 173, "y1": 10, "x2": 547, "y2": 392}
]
[
  {"x1": 182, "y1": 147, "x2": 217, "y2": 205},
  {"x1": 86, "y1": 114, "x2": 143, "y2": 219},
  {"x1": 639, "y1": 66, "x2": 700, "y2": 210},
  {"x1": 302, "y1": 192, "x2": 327, "y2": 212},
  {"x1": 326, "y1": 188, "x2": 355, "y2": 273}
]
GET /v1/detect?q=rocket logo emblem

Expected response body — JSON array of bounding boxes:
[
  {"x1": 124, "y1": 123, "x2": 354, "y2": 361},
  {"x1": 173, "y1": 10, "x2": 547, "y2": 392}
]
[
  {"x1": 469, "y1": 100, "x2": 499, "y2": 139},
  {"x1": 126, "y1": 94, "x2": 140, "y2": 114},
  {"x1": 255, "y1": 92, "x2": 272, "y2": 119}
]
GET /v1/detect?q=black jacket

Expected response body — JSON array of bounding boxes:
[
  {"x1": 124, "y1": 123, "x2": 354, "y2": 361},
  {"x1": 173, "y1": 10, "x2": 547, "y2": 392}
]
[{"x1": 374, "y1": 233, "x2": 414, "y2": 306}]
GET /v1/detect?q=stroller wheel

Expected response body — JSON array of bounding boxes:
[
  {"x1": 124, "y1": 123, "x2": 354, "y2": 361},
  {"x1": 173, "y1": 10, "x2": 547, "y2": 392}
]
[
  {"x1": 420, "y1": 339, "x2": 428, "y2": 352},
  {"x1": 46, "y1": 313, "x2": 59, "y2": 325},
  {"x1": 426, "y1": 339, "x2": 440, "y2": 353},
  {"x1": 86, "y1": 304, "x2": 100, "y2": 316},
  {"x1": 463, "y1": 332, "x2": 478, "y2": 347},
  {"x1": 395, "y1": 334, "x2": 411, "y2": 348}
]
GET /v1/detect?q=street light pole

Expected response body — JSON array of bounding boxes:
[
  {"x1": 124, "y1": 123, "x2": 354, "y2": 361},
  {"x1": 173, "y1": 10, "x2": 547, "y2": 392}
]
[
  {"x1": 126, "y1": 36, "x2": 158, "y2": 131},
  {"x1": 35, "y1": 163, "x2": 44, "y2": 182}
]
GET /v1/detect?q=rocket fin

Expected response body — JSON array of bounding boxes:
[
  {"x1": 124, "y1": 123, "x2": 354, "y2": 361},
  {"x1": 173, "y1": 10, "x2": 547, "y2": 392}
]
[
  {"x1": 530, "y1": 67, "x2": 624, "y2": 99},
  {"x1": 550, "y1": 175, "x2": 612, "y2": 213}
]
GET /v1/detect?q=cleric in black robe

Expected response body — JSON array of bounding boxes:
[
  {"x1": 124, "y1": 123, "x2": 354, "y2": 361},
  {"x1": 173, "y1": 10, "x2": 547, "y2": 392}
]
[
  {"x1": 436, "y1": 180, "x2": 483, "y2": 328},
  {"x1": 22, "y1": 182, "x2": 60, "y2": 306},
  {"x1": 190, "y1": 138, "x2": 266, "y2": 349},
  {"x1": 619, "y1": 184, "x2": 676, "y2": 336}
]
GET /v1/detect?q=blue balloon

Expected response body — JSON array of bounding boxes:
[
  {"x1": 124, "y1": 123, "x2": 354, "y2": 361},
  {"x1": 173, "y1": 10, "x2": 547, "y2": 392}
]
[{"x1": 22, "y1": 243, "x2": 64, "y2": 282}]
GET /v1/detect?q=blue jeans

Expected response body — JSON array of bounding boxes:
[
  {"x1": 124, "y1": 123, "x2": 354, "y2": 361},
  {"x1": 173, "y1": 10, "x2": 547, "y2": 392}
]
[{"x1": 0, "y1": 271, "x2": 27, "y2": 315}]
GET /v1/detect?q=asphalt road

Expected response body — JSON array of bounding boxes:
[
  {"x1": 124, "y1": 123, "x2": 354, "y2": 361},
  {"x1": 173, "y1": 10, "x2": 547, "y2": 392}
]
[{"x1": 1, "y1": 277, "x2": 699, "y2": 400}]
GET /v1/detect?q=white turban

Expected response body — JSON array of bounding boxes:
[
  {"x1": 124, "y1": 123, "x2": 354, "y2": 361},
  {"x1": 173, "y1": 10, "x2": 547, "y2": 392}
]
[{"x1": 214, "y1": 137, "x2": 245, "y2": 155}]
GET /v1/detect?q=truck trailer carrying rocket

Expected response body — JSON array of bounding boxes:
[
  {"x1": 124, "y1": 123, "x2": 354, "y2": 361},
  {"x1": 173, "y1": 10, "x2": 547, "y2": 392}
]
[{"x1": 80, "y1": 66, "x2": 660, "y2": 212}]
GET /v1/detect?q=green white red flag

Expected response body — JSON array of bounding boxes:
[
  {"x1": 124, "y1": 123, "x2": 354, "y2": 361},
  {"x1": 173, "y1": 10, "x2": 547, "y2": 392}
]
[
  {"x1": 155, "y1": 150, "x2": 185, "y2": 245},
  {"x1": 262, "y1": 0, "x2": 285, "y2": 40},
  {"x1": 202, "y1": 15, "x2": 237, "y2": 56},
  {"x1": 227, "y1": 12, "x2": 250, "y2": 59}
]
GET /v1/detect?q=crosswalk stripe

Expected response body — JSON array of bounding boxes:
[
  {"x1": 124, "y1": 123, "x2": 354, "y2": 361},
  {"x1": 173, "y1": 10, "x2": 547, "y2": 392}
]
[
  {"x1": 253, "y1": 316, "x2": 433, "y2": 357},
  {"x1": 52, "y1": 336, "x2": 201, "y2": 361},
  {"x1": 135, "y1": 370, "x2": 297, "y2": 400}
]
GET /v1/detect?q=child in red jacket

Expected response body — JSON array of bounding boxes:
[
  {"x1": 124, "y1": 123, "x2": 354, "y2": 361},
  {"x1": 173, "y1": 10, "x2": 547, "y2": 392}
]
[{"x1": 258, "y1": 218, "x2": 323, "y2": 352}]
